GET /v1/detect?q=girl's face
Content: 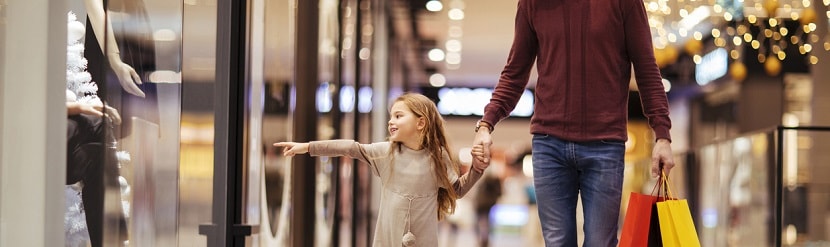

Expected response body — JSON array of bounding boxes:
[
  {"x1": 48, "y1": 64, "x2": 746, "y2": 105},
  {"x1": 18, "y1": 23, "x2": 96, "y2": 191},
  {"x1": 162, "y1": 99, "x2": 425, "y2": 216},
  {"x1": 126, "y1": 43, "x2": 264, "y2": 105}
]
[{"x1": 388, "y1": 101, "x2": 424, "y2": 149}]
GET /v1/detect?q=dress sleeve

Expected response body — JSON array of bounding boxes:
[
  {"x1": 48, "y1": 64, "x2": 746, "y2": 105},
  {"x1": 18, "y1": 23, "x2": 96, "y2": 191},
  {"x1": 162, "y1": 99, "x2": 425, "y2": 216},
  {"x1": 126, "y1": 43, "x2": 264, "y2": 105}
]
[
  {"x1": 452, "y1": 168, "x2": 483, "y2": 198},
  {"x1": 309, "y1": 140, "x2": 389, "y2": 176},
  {"x1": 439, "y1": 151, "x2": 485, "y2": 198}
]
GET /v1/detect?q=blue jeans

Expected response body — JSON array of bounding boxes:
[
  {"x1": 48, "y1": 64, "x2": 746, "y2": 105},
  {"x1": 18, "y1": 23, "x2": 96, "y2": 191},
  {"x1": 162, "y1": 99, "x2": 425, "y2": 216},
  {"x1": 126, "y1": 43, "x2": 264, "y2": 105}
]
[{"x1": 531, "y1": 134, "x2": 625, "y2": 247}]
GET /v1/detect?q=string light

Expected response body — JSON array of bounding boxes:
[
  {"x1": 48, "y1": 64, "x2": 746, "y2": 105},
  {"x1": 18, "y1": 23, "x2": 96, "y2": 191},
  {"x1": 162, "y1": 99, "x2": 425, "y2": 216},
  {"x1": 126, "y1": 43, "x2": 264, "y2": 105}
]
[
  {"x1": 445, "y1": 0, "x2": 464, "y2": 70},
  {"x1": 652, "y1": 0, "x2": 828, "y2": 71}
]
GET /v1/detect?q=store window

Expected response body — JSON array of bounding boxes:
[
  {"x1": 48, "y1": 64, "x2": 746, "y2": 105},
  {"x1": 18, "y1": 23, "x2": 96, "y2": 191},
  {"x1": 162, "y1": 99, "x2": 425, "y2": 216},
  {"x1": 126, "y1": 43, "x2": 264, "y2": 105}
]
[
  {"x1": 0, "y1": 0, "x2": 5, "y2": 135},
  {"x1": 62, "y1": 0, "x2": 183, "y2": 246},
  {"x1": 256, "y1": 0, "x2": 294, "y2": 245}
]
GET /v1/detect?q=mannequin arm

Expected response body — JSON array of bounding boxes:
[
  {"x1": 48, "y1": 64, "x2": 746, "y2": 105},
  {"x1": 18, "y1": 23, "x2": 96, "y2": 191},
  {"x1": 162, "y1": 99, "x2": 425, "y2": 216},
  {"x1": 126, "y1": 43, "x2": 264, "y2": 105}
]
[
  {"x1": 84, "y1": 0, "x2": 146, "y2": 98},
  {"x1": 67, "y1": 101, "x2": 122, "y2": 125},
  {"x1": 67, "y1": 101, "x2": 103, "y2": 117}
]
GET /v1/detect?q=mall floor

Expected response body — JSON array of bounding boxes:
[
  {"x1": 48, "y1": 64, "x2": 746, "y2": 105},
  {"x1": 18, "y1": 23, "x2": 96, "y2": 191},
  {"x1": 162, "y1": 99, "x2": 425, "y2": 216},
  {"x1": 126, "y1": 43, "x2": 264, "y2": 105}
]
[
  {"x1": 438, "y1": 225, "x2": 532, "y2": 247},
  {"x1": 436, "y1": 184, "x2": 549, "y2": 247}
]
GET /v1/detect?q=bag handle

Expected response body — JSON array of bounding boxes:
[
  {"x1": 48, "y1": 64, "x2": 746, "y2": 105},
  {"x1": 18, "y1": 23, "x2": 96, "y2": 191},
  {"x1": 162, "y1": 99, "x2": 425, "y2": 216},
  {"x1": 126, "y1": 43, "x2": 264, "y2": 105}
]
[
  {"x1": 648, "y1": 174, "x2": 664, "y2": 196},
  {"x1": 661, "y1": 170, "x2": 676, "y2": 200},
  {"x1": 649, "y1": 163, "x2": 669, "y2": 198}
]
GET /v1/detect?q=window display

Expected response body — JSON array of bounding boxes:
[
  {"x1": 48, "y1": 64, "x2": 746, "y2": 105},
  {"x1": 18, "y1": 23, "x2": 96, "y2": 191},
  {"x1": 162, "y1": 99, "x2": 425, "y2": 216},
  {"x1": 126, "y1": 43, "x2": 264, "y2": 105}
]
[
  {"x1": 64, "y1": 0, "x2": 182, "y2": 246},
  {"x1": 64, "y1": 0, "x2": 136, "y2": 244},
  {"x1": 698, "y1": 133, "x2": 773, "y2": 246}
]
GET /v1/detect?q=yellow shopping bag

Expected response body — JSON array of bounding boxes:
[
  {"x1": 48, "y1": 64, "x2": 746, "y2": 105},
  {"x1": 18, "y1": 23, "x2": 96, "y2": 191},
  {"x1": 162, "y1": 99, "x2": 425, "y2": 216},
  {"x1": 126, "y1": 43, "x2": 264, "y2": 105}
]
[{"x1": 656, "y1": 173, "x2": 701, "y2": 247}]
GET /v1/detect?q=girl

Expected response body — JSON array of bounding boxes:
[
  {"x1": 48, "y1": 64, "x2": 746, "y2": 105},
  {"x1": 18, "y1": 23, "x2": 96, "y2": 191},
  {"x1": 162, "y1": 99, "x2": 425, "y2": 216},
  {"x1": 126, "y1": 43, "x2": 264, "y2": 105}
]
[{"x1": 274, "y1": 93, "x2": 490, "y2": 247}]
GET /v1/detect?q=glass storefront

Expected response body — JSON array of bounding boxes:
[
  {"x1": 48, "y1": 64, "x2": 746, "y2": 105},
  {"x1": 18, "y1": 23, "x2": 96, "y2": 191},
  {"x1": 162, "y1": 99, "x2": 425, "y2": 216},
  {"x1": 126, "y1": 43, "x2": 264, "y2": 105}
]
[
  {"x1": 693, "y1": 127, "x2": 830, "y2": 246},
  {"x1": 179, "y1": 0, "x2": 213, "y2": 246},
  {"x1": 1, "y1": 2, "x2": 5, "y2": 149},
  {"x1": 697, "y1": 132, "x2": 774, "y2": 246},
  {"x1": 60, "y1": 0, "x2": 185, "y2": 246},
  {"x1": 5, "y1": 0, "x2": 828, "y2": 246},
  {"x1": 255, "y1": 0, "x2": 294, "y2": 245}
]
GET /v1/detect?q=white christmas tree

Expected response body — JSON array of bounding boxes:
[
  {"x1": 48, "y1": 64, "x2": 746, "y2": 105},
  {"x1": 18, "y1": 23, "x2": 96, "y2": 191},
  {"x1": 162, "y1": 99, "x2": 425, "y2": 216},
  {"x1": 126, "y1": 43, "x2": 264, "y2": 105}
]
[
  {"x1": 65, "y1": 11, "x2": 93, "y2": 247},
  {"x1": 66, "y1": 11, "x2": 101, "y2": 105},
  {"x1": 64, "y1": 14, "x2": 133, "y2": 247}
]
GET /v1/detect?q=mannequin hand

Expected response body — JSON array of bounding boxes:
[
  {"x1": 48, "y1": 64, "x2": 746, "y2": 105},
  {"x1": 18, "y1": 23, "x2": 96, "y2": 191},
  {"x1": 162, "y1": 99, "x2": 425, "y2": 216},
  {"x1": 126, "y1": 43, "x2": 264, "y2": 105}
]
[
  {"x1": 67, "y1": 101, "x2": 122, "y2": 125},
  {"x1": 108, "y1": 54, "x2": 145, "y2": 98},
  {"x1": 104, "y1": 105, "x2": 122, "y2": 125},
  {"x1": 470, "y1": 144, "x2": 490, "y2": 172},
  {"x1": 651, "y1": 139, "x2": 675, "y2": 178},
  {"x1": 67, "y1": 101, "x2": 104, "y2": 117},
  {"x1": 273, "y1": 142, "x2": 310, "y2": 156}
]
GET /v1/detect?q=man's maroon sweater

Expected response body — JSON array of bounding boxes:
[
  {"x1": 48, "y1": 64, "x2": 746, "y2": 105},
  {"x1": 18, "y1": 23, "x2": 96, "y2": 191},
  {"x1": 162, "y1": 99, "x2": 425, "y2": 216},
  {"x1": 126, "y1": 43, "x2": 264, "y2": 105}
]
[{"x1": 483, "y1": 0, "x2": 672, "y2": 142}]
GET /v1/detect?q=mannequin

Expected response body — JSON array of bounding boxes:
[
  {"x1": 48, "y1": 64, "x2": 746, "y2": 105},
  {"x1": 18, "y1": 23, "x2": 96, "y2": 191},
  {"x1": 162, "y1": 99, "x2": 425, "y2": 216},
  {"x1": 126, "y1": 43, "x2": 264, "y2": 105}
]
[
  {"x1": 65, "y1": 1, "x2": 135, "y2": 245},
  {"x1": 85, "y1": 0, "x2": 159, "y2": 140},
  {"x1": 83, "y1": 0, "x2": 144, "y2": 98},
  {"x1": 70, "y1": 0, "x2": 158, "y2": 245},
  {"x1": 78, "y1": 0, "x2": 160, "y2": 244}
]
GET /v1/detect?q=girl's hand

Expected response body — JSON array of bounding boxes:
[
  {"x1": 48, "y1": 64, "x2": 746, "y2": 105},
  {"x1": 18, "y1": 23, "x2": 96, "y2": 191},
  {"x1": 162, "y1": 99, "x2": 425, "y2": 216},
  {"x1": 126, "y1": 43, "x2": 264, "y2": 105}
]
[
  {"x1": 470, "y1": 144, "x2": 490, "y2": 172},
  {"x1": 273, "y1": 142, "x2": 310, "y2": 156}
]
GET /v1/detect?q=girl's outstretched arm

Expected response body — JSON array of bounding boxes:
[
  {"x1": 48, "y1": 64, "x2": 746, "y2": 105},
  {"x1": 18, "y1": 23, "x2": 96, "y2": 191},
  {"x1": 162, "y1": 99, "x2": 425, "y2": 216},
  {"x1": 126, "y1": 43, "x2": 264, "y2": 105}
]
[
  {"x1": 273, "y1": 142, "x2": 310, "y2": 156},
  {"x1": 275, "y1": 140, "x2": 382, "y2": 164},
  {"x1": 276, "y1": 140, "x2": 386, "y2": 176}
]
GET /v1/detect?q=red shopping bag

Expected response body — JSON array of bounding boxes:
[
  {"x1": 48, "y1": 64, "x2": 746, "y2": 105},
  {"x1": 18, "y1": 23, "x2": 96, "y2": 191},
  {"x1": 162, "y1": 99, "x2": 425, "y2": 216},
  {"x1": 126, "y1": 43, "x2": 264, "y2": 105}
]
[{"x1": 619, "y1": 180, "x2": 666, "y2": 247}]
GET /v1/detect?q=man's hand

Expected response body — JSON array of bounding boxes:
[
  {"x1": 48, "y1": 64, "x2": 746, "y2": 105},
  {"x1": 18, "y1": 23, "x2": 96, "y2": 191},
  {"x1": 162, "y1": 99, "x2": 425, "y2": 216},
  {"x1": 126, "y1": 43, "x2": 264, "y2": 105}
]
[
  {"x1": 470, "y1": 144, "x2": 490, "y2": 172},
  {"x1": 273, "y1": 142, "x2": 310, "y2": 156},
  {"x1": 473, "y1": 124, "x2": 493, "y2": 163},
  {"x1": 651, "y1": 138, "x2": 675, "y2": 178}
]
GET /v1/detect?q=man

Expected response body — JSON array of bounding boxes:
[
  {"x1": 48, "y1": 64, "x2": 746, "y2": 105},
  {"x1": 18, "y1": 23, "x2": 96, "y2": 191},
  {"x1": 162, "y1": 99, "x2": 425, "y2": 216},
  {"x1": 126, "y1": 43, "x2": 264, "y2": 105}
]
[{"x1": 472, "y1": 0, "x2": 675, "y2": 246}]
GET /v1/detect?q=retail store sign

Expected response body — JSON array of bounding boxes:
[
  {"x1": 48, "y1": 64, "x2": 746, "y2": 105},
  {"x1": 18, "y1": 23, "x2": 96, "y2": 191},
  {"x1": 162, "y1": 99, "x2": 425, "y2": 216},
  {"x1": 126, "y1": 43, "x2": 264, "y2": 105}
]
[
  {"x1": 695, "y1": 48, "x2": 728, "y2": 86},
  {"x1": 436, "y1": 87, "x2": 533, "y2": 117}
]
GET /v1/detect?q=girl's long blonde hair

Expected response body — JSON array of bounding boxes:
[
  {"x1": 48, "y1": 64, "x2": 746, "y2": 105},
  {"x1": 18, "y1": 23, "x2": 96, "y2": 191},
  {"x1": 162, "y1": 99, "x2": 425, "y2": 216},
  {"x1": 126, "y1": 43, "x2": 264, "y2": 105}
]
[{"x1": 389, "y1": 93, "x2": 461, "y2": 220}]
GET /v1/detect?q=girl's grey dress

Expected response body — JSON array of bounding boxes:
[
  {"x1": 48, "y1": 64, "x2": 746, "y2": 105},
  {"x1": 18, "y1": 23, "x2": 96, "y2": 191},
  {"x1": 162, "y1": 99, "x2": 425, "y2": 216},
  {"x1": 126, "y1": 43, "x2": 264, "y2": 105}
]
[{"x1": 310, "y1": 140, "x2": 483, "y2": 247}]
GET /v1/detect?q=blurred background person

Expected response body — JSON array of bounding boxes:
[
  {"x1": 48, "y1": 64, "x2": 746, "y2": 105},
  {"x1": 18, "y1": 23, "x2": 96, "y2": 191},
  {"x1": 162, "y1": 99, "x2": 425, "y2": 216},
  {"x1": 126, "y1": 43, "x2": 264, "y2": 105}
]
[{"x1": 474, "y1": 169, "x2": 502, "y2": 247}]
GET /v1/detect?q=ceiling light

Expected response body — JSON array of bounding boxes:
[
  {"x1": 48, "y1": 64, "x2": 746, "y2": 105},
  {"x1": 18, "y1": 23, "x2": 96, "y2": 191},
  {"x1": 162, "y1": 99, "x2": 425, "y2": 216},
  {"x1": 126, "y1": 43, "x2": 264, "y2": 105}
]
[
  {"x1": 429, "y1": 73, "x2": 446, "y2": 87},
  {"x1": 445, "y1": 39, "x2": 462, "y2": 52},
  {"x1": 426, "y1": 0, "x2": 443, "y2": 12},
  {"x1": 449, "y1": 26, "x2": 463, "y2": 37},
  {"x1": 148, "y1": 70, "x2": 182, "y2": 83},
  {"x1": 153, "y1": 29, "x2": 177, "y2": 41},
  {"x1": 428, "y1": 48, "x2": 445, "y2": 61},
  {"x1": 448, "y1": 9, "x2": 464, "y2": 20},
  {"x1": 445, "y1": 52, "x2": 461, "y2": 64}
]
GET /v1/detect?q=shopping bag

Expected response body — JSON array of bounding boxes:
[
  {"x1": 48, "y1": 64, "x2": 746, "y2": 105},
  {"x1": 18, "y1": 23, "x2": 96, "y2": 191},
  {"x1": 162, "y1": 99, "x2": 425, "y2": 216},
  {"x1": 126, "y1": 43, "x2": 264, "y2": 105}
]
[
  {"x1": 619, "y1": 181, "x2": 666, "y2": 247},
  {"x1": 648, "y1": 203, "x2": 663, "y2": 247},
  {"x1": 656, "y1": 173, "x2": 701, "y2": 247}
]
